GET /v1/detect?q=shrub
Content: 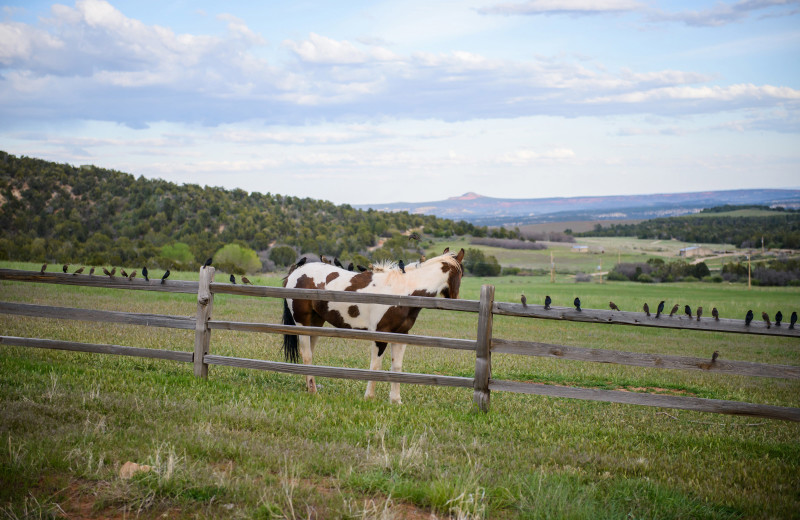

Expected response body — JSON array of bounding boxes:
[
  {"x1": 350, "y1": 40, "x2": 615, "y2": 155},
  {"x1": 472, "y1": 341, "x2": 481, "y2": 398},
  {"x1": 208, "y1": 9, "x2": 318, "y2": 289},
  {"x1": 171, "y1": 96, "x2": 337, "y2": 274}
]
[
  {"x1": 637, "y1": 273, "x2": 654, "y2": 283},
  {"x1": 575, "y1": 272, "x2": 591, "y2": 282},
  {"x1": 214, "y1": 243, "x2": 262, "y2": 274},
  {"x1": 160, "y1": 242, "x2": 195, "y2": 270},
  {"x1": 269, "y1": 245, "x2": 297, "y2": 267},
  {"x1": 606, "y1": 271, "x2": 629, "y2": 282}
]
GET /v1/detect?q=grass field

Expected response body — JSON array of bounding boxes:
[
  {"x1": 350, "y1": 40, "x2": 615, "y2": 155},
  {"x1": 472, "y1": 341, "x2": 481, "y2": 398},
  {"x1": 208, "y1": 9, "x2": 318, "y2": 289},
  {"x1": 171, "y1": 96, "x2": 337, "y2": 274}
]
[{"x1": 1, "y1": 260, "x2": 799, "y2": 519}]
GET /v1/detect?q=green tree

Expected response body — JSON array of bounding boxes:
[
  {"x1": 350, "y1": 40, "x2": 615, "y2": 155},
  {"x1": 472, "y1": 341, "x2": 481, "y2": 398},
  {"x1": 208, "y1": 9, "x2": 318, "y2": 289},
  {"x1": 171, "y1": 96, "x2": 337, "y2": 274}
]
[
  {"x1": 214, "y1": 243, "x2": 262, "y2": 274},
  {"x1": 270, "y1": 245, "x2": 297, "y2": 266},
  {"x1": 160, "y1": 242, "x2": 196, "y2": 269}
]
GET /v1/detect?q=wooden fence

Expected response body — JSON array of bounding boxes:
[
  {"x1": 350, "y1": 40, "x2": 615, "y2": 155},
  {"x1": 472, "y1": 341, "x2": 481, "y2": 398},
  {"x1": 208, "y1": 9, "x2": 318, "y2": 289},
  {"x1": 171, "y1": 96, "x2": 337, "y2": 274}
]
[{"x1": 1, "y1": 267, "x2": 799, "y2": 422}]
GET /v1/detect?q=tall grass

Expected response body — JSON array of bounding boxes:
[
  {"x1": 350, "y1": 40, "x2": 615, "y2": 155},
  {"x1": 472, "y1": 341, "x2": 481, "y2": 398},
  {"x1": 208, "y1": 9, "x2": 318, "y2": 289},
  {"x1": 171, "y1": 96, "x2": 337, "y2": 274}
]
[{"x1": 1, "y1": 261, "x2": 799, "y2": 518}]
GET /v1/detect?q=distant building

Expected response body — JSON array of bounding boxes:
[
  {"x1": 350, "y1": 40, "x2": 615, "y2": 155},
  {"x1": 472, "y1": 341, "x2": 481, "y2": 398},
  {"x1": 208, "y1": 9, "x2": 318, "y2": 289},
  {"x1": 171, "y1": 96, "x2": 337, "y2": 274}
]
[
  {"x1": 572, "y1": 245, "x2": 589, "y2": 253},
  {"x1": 678, "y1": 246, "x2": 712, "y2": 258}
]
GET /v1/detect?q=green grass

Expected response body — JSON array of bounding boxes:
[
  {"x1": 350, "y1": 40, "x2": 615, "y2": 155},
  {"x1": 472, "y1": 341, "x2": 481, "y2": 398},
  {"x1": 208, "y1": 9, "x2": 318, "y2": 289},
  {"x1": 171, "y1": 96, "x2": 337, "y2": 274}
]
[{"x1": 1, "y1": 261, "x2": 799, "y2": 519}]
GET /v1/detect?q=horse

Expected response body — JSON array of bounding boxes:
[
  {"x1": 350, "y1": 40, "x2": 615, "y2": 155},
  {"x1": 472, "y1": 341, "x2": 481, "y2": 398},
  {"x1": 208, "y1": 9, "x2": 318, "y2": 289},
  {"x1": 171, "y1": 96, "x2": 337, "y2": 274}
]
[{"x1": 282, "y1": 248, "x2": 465, "y2": 403}]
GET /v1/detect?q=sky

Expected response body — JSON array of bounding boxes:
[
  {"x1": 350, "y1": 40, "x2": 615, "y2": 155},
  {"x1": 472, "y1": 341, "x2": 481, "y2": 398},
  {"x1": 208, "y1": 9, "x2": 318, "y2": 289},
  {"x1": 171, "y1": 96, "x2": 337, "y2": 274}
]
[{"x1": 0, "y1": 0, "x2": 798, "y2": 205}]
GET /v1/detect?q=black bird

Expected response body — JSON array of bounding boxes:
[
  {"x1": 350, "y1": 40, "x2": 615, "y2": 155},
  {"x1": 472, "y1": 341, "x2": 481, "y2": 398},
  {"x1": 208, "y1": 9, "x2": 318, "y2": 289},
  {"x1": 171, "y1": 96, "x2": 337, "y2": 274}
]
[
  {"x1": 142, "y1": 266, "x2": 149, "y2": 281},
  {"x1": 161, "y1": 270, "x2": 170, "y2": 284},
  {"x1": 574, "y1": 297, "x2": 581, "y2": 312},
  {"x1": 347, "y1": 262, "x2": 354, "y2": 271},
  {"x1": 544, "y1": 295, "x2": 552, "y2": 310},
  {"x1": 712, "y1": 351, "x2": 719, "y2": 363},
  {"x1": 643, "y1": 303, "x2": 650, "y2": 317},
  {"x1": 762, "y1": 311, "x2": 771, "y2": 329},
  {"x1": 89, "y1": 267, "x2": 95, "y2": 276},
  {"x1": 609, "y1": 301, "x2": 620, "y2": 312},
  {"x1": 684, "y1": 305, "x2": 692, "y2": 319},
  {"x1": 102, "y1": 267, "x2": 112, "y2": 277},
  {"x1": 40, "y1": 264, "x2": 47, "y2": 274},
  {"x1": 203, "y1": 257, "x2": 213, "y2": 268},
  {"x1": 712, "y1": 307, "x2": 719, "y2": 321},
  {"x1": 357, "y1": 265, "x2": 368, "y2": 272},
  {"x1": 230, "y1": 274, "x2": 236, "y2": 284},
  {"x1": 655, "y1": 301, "x2": 665, "y2": 318},
  {"x1": 73, "y1": 266, "x2": 85, "y2": 275},
  {"x1": 109, "y1": 267, "x2": 116, "y2": 277},
  {"x1": 296, "y1": 257, "x2": 307, "y2": 268},
  {"x1": 696, "y1": 306, "x2": 703, "y2": 321},
  {"x1": 334, "y1": 258, "x2": 344, "y2": 269},
  {"x1": 669, "y1": 304, "x2": 679, "y2": 317},
  {"x1": 775, "y1": 311, "x2": 783, "y2": 327},
  {"x1": 62, "y1": 264, "x2": 68, "y2": 273},
  {"x1": 745, "y1": 310, "x2": 754, "y2": 326},
  {"x1": 398, "y1": 260, "x2": 406, "y2": 273},
  {"x1": 242, "y1": 276, "x2": 253, "y2": 285},
  {"x1": 120, "y1": 269, "x2": 128, "y2": 278},
  {"x1": 521, "y1": 294, "x2": 527, "y2": 307},
  {"x1": 790, "y1": 311, "x2": 797, "y2": 329},
  {"x1": 128, "y1": 270, "x2": 136, "y2": 281}
]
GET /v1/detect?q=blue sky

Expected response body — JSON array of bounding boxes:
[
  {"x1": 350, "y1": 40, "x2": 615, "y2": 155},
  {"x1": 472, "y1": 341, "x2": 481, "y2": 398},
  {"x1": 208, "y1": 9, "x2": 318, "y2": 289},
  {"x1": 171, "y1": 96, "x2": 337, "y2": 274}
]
[{"x1": 1, "y1": 0, "x2": 798, "y2": 204}]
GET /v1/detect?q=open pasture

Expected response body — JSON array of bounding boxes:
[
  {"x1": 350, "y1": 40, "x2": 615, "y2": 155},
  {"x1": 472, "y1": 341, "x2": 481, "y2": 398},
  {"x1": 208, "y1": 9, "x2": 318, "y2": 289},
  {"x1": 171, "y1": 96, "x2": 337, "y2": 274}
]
[
  {"x1": 1, "y1": 261, "x2": 799, "y2": 519},
  {"x1": 425, "y1": 236, "x2": 738, "y2": 276}
]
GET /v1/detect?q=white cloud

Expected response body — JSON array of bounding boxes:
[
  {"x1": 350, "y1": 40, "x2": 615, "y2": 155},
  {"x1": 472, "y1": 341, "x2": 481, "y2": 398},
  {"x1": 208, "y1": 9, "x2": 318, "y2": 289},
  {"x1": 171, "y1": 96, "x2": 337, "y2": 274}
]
[
  {"x1": 479, "y1": 0, "x2": 642, "y2": 16},
  {"x1": 588, "y1": 84, "x2": 800, "y2": 104},
  {"x1": 497, "y1": 147, "x2": 576, "y2": 164},
  {"x1": 283, "y1": 33, "x2": 398, "y2": 64}
]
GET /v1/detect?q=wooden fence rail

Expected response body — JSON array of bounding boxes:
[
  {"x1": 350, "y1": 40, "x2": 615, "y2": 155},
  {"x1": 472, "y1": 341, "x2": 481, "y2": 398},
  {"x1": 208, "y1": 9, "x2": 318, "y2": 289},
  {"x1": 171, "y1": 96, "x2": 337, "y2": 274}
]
[{"x1": 1, "y1": 267, "x2": 798, "y2": 422}]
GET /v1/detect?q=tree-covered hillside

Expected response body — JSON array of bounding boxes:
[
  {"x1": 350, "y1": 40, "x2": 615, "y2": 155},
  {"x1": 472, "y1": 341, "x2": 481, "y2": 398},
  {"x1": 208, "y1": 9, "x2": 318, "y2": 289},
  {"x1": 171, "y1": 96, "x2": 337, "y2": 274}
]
[
  {"x1": 0, "y1": 151, "x2": 497, "y2": 268},
  {"x1": 577, "y1": 205, "x2": 800, "y2": 249}
]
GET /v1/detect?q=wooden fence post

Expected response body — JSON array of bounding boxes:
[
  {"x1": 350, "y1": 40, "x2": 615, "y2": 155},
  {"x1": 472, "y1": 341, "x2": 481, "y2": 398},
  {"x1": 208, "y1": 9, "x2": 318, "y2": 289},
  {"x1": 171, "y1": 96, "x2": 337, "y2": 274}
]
[
  {"x1": 474, "y1": 284, "x2": 494, "y2": 412},
  {"x1": 194, "y1": 266, "x2": 215, "y2": 378}
]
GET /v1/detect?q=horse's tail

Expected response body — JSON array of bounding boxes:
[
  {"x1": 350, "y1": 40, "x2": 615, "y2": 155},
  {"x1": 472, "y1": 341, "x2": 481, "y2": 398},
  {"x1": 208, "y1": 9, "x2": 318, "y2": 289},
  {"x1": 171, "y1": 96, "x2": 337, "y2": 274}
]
[{"x1": 282, "y1": 299, "x2": 300, "y2": 364}]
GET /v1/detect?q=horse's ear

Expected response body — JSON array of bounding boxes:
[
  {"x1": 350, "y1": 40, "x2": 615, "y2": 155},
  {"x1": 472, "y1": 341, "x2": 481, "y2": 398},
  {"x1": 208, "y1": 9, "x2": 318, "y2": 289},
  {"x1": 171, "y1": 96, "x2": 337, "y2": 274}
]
[
  {"x1": 442, "y1": 247, "x2": 450, "y2": 254},
  {"x1": 455, "y1": 248, "x2": 465, "y2": 263}
]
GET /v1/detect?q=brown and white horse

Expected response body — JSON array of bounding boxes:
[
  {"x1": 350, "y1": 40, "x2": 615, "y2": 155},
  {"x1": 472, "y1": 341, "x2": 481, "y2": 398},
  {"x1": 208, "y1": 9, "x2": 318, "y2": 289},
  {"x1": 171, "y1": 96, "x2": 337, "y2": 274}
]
[{"x1": 282, "y1": 248, "x2": 465, "y2": 403}]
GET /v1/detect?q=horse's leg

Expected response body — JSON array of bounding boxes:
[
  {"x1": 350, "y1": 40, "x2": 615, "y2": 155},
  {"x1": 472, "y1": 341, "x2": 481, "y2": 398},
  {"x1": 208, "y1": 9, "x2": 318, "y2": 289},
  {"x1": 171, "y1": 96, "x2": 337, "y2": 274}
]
[
  {"x1": 298, "y1": 335, "x2": 317, "y2": 393},
  {"x1": 364, "y1": 342, "x2": 383, "y2": 399},
  {"x1": 389, "y1": 342, "x2": 407, "y2": 404}
]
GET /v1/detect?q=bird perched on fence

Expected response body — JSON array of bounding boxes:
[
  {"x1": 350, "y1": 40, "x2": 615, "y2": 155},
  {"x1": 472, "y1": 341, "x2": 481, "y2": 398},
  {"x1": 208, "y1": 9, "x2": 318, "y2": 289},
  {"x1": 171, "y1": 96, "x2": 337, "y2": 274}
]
[
  {"x1": 712, "y1": 350, "x2": 719, "y2": 363},
  {"x1": 120, "y1": 269, "x2": 128, "y2": 278},
  {"x1": 574, "y1": 297, "x2": 582, "y2": 312},
  {"x1": 89, "y1": 267, "x2": 95, "y2": 276},
  {"x1": 656, "y1": 301, "x2": 665, "y2": 318},
  {"x1": 521, "y1": 293, "x2": 527, "y2": 307},
  {"x1": 242, "y1": 276, "x2": 253, "y2": 285},
  {"x1": 398, "y1": 260, "x2": 406, "y2": 273},
  {"x1": 128, "y1": 271, "x2": 136, "y2": 281},
  {"x1": 230, "y1": 274, "x2": 236, "y2": 284},
  {"x1": 347, "y1": 262, "x2": 354, "y2": 271},
  {"x1": 790, "y1": 311, "x2": 797, "y2": 329},
  {"x1": 609, "y1": 301, "x2": 620, "y2": 312},
  {"x1": 109, "y1": 267, "x2": 116, "y2": 277},
  {"x1": 775, "y1": 311, "x2": 783, "y2": 327},
  {"x1": 161, "y1": 270, "x2": 170, "y2": 284},
  {"x1": 643, "y1": 303, "x2": 650, "y2": 317},
  {"x1": 544, "y1": 295, "x2": 552, "y2": 310},
  {"x1": 296, "y1": 257, "x2": 307, "y2": 268},
  {"x1": 142, "y1": 266, "x2": 148, "y2": 281},
  {"x1": 762, "y1": 311, "x2": 771, "y2": 329},
  {"x1": 73, "y1": 267, "x2": 85, "y2": 275},
  {"x1": 62, "y1": 264, "x2": 68, "y2": 273},
  {"x1": 102, "y1": 267, "x2": 112, "y2": 277},
  {"x1": 712, "y1": 307, "x2": 719, "y2": 321},
  {"x1": 357, "y1": 265, "x2": 368, "y2": 272},
  {"x1": 696, "y1": 306, "x2": 703, "y2": 321},
  {"x1": 334, "y1": 257, "x2": 344, "y2": 269},
  {"x1": 684, "y1": 305, "x2": 692, "y2": 319},
  {"x1": 203, "y1": 257, "x2": 213, "y2": 268},
  {"x1": 40, "y1": 264, "x2": 47, "y2": 274},
  {"x1": 745, "y1": 309, "x2": 753, "y2": 326},
  {"x1": 669, "y1": 304, "x2": 679, "y2": 317}
]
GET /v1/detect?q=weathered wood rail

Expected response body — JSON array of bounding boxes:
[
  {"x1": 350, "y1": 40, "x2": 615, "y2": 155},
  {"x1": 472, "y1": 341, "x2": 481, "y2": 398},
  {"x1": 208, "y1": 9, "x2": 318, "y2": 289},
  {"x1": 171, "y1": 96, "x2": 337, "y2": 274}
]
[{"x1": 1, "y1": 267, "x2": 799, "y2": 422}]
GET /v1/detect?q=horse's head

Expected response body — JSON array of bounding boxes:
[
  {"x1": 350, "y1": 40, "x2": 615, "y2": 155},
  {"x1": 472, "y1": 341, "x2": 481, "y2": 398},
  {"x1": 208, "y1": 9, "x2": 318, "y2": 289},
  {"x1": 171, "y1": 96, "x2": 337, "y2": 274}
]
[{"x1": 439, "y1": 248, "x2": 465, "y2": 299}]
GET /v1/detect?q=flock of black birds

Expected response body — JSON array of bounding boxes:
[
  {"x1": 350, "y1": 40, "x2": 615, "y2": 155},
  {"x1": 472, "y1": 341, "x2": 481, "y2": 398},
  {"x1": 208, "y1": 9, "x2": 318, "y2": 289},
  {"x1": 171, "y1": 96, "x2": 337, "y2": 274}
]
[{"x1": 520, "y1": 293, "x2": 797, "y2": 329}]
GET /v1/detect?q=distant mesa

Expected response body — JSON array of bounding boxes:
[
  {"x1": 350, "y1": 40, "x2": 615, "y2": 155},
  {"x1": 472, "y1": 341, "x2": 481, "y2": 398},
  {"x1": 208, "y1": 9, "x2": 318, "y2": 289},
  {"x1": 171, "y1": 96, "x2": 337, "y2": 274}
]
[{"x1": 356, "y1": 189, "x2": 800, "y2": 226}]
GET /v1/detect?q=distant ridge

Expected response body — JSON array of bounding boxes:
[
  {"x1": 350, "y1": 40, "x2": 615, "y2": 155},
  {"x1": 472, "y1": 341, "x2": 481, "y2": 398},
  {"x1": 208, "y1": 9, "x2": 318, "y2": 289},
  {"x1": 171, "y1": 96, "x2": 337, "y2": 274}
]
[{"x1": 357, "y1": 189, "x2": 800, "y2": 226}]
